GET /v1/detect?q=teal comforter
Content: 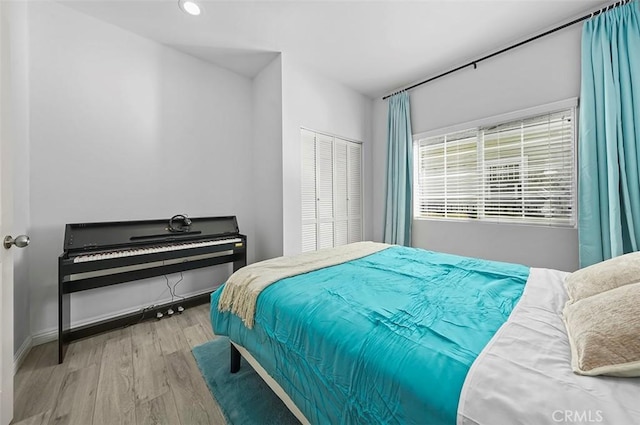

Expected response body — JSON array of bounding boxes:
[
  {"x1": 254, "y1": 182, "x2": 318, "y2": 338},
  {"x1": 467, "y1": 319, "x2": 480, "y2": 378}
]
[{"x1": 210, "y1": 246, "x2": 529, "y2": 425}]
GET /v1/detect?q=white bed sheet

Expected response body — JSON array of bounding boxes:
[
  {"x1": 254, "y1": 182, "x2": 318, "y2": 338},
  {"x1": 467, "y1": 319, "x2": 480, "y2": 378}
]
[{"x1": 457, "y1": 267, "x2": 640, "y2": 425}]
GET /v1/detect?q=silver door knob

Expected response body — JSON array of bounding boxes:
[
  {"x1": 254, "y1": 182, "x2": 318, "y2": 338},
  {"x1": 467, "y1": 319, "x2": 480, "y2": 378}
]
[{"x1": 4, "y1": 234, "x2": 30, "y2": 249}]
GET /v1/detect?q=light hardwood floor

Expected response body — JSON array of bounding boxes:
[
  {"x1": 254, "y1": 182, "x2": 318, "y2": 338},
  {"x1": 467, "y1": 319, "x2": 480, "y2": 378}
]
[{"x1": 12, "y1": 304, "x2": 227, "y2": 425}]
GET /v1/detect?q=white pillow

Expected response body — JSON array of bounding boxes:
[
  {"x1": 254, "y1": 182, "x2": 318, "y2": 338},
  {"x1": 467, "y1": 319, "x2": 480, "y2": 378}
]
[
  {"x1": 565, "y1": 251, "x2": 640, "y2": 301},
  {"x1": 563, "y1": 282, "x2": 640, "y2": 377}
]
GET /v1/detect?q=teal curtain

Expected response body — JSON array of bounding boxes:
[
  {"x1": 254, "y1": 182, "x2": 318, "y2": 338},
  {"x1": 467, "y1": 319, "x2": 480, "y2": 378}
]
[
  {"x1": 579, "y1": 1, "x2": 640, "y2": 267},
  {"x1": 383, "y1": 92, "x2": 413, "y2": 246}
]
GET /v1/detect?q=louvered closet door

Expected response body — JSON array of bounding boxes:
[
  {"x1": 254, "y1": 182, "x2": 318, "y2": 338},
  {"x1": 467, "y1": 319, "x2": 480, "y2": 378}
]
[
  {"x1": 347, "y1": 141, "x2": 362, "y2": 243},
  {"x1": 334, "y1": 140, "x2": 349, "y2": 247},
  {"x1": 301, "y1": 129, "x2": 363, "y2": 252},
  {"x1": 301, "y1": 129, "x2": 317, "y2": 252},
  {"x1": 316, "y1": 134, "x2": 334, "y2": 249}
]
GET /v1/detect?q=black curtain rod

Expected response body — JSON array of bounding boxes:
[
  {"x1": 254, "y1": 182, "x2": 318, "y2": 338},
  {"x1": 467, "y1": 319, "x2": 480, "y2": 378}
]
[{"x1": 382, "y1": 0, "x2": 633, "y2": 100}]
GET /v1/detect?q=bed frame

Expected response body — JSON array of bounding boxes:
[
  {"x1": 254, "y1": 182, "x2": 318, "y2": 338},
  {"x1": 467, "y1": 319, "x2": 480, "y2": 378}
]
[{"x1": 229, "y1": 342, "x2": 310, "y2": 424}]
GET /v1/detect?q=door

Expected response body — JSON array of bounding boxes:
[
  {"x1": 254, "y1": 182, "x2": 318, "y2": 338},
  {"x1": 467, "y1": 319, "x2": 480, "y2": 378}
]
[
  {"x1": 1, "y1": 2, "x2": 14, "y2": 423},
  {"x1": 315, "y1": 133, "x2": 334, "y2": 249},
  {"x1": 301, "y1": 129, "x2": 363, "y2": 252}
]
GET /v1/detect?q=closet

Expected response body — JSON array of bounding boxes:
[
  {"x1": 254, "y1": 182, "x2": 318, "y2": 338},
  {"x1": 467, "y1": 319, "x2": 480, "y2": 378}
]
[{"x1": 301, "y1": 129, "x2": 363, "y2": 252}]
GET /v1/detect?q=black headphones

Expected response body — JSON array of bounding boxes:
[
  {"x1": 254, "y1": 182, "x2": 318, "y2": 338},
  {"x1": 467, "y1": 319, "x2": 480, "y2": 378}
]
[{"x1": 168, "y1": 214, "x2": 192, "y2": 233}]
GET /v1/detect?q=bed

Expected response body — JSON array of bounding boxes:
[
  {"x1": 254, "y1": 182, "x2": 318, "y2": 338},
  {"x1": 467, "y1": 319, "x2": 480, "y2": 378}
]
[{"x1": 209, "y1": 242, "x2": 640, "y2": 425}]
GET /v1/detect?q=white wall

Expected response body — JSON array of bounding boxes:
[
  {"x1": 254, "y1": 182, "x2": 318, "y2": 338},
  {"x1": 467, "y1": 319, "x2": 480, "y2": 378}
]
[
  {"x1": 1, "y1": 0, "x2": 31, "y2": 358},
  {"x1": 373, "y1": 26, "x2": 582, "y2": 272},
  {"x1": 281, "y1": 55, "x2": 373, "y2": 255},
  {"x1": 251, "y1": 55, "x2": 283, "y2": 262},
  {"x1": 27, "y1": 1, "x2": 255, "y2": 338}
]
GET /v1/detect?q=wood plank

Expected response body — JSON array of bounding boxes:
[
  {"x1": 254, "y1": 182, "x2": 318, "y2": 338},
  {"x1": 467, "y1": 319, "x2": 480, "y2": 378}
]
[
  {"x1": 93, "y1": 329, "x2": 135, "y2": 425},
  {"x1": 14, "y1": 308, "x2": 233, "y2": 425},
  {"x1": 182, "y1": 324, "x2": 213, "y2": 349},
  {"x1": 48, "y1": 365, "x2": 99, "y2": 425},
  {"x1": 192, "y1": 304, "x2": 211, "y2": 322},
  {"x1": 154, "y1": 316, "x2": 189, "y2": 355},
  {"x1": 56, "y1": 328, "x2": 126, "y2": 374},
  {"x1": 65, "y1": 334, "x2": 106, "y2": 372},
  {"x1": 13, "y1": 342, "x2": 68, "y2": 422},
  {"x1": 13, "y1": 343, "x2": 46, "y2": 400},
  {"x1": 134, "y1": 391, "x2": 181, "y2": 425},
  {"x1": 10, "y1": 409, "x2": 52, "y2": 425},
  {"x1": 165, "y1": 350, "x2": 225, "y2": 425},
  {"x1": 101, "y1": 327, "x2": 133, "y2": 342},
  {"x1": 175, "y1": 308, "x2": 199, "y2": 328},
  {"x1": 192, "y1": 305, "x2": 215, "y2": 340},
  {"x1": 130, "y1": 321, "x2": 170, "y2": 403}
]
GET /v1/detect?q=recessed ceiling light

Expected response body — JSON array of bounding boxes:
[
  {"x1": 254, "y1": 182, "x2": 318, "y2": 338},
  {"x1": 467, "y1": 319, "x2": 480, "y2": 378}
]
[{"x1": 179, "y1": 0, "x2": 201, "y2": 16}]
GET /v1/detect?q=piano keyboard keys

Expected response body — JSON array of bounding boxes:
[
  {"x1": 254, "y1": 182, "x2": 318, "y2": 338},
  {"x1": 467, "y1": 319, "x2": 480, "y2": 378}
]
[{"x1": 72, "y1": 237, "x2": 242, "y2": 263}]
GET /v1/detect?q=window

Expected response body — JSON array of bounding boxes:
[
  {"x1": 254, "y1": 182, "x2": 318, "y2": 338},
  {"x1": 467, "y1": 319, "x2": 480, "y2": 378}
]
[
  {"x1": 415, "y1": 103, "x2": 576, "y2": 227},
  {"x1": 301, "y1": 129, "x2": 363, "y2": 252}
]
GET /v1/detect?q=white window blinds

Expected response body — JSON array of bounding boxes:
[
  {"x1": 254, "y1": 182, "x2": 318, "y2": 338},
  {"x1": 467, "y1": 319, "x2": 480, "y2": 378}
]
[{"x1": 415, "y1": 107, "x2": 575, "y2": 227}]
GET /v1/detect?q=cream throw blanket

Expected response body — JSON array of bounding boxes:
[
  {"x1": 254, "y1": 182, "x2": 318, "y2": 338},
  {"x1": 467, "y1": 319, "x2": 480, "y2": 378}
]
[{"x1": 218, "y1": 241, "x2": 390, "y2": 328}]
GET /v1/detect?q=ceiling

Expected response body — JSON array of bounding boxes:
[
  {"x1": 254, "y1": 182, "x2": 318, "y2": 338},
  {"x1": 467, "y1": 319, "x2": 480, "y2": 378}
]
[{"x1": 59, "y1": 0, "x2": 609, "y2": 98}]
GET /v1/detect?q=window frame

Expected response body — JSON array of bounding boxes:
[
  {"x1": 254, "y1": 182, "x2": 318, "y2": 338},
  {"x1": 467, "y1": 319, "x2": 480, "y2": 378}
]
[{"x1": 412, "y1": 98, "x2": 578, "y2": 228}]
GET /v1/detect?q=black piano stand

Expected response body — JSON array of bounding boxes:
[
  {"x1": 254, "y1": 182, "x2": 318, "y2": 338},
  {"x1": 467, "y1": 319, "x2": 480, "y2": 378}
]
[{"x1": 58, "y1": 237, "x2": 246, "y2": 364}]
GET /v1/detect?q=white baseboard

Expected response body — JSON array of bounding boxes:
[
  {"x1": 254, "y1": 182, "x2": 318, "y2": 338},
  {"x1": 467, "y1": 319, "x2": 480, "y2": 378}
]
[
  {"x1": 28, "y1": 287, "x2": 214, "y2": 350},
  {"x1": 14, "y1": 335, "x2": 33, "y2": 375},
  {"x1": 31, "y1": 329, "x2": 58, "y2": 347}
]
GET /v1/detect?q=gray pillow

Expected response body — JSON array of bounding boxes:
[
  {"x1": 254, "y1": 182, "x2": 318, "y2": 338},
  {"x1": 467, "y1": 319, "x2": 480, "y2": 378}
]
[
  {"x1": 565, "y1": 251, "x2": 640, "y2": 301},
  {"x1": 563, "y1": 282, "x2": 640, "y2": 377}
]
